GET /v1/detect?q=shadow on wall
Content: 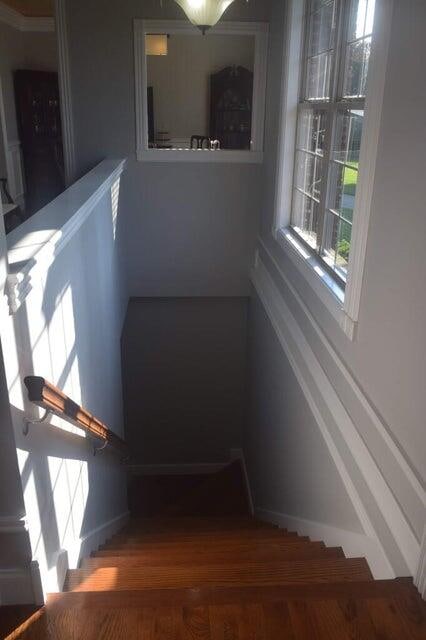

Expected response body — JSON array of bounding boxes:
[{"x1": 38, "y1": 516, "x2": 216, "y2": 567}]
[{"x1": 3, "y1": 176, "x2": 128, "y2": 597}]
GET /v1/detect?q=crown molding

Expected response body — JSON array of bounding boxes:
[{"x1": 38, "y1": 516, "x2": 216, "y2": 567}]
[{"x1": 0, "y1": 2, "x2": 54, "y2": 32}]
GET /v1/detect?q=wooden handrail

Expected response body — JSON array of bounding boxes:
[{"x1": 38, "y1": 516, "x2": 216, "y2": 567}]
[{"x1": 24, "y1": 376, "x2": 127, "y2": 454}]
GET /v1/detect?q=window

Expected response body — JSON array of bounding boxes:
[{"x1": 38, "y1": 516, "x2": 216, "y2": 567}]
[{"x1": 290, "y1": 0, "x2": 376, "y2": 287}]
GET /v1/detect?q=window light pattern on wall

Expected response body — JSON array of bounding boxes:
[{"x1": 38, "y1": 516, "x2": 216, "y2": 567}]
[{"x1": 173, "y1": 0, "x2": 248, "y2": 34}]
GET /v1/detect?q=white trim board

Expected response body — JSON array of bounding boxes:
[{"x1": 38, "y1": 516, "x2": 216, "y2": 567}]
[
  {"x1": 251, "y1": 256, "x2": 424, "y2": 579},
  {"x1": 77, "y1": 511, "x2": 130, "y2": 566},
  {"x1": 415, "y1": 527, "x2": 426, "y2": 599},
  {"x1": 256, "y1": 508, "x2": 387, "y2": 570},
  {"x1": 0, "y1": 515, "x2": 27, "y2": 534},
  {"x1": 134, "y1": 19, "x2": 268, "y2": 164},
  {"x1": 230, "y1": 448, "x2": 254, "y2": 516},
  {"x1": 257, "y1": 237, "x2": 425, "y2": 541},
  {"x1": 0, "y1": 1, "x2": 54, "y2": 31},
  {"x1": 55, "y1": 0, "x2": 76, "y2": 185}
]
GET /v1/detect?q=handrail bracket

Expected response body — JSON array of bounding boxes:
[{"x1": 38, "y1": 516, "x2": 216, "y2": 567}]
[{"x1": 23, "y1": 409, "x2": 52, "y2": 436}]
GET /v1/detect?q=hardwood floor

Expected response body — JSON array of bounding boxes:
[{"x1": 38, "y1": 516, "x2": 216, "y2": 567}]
[{"x1": 3, "y1": 463, "x2": 425, "y2": 639}]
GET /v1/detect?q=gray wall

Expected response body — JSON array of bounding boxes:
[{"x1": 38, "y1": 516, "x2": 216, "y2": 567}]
[
  {"x1": 66, "y1": 0, "x2": 270, "y2": 465},
  {"x1": 247, "y1": 293, "x2": 363, "y2": 532},
  {"x1": 247, "y1": 0, "x2": 426, "y2": 557},
  {"x1": 122, "y1": 297, "x2": 248, "y2": 464},
  {"x1": 67, "y1": 0, "x2": 270, "y2": 298}
]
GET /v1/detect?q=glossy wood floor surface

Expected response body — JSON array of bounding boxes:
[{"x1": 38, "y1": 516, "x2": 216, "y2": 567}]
[{"x1": 4, "y1": 463, "x2": 425, "y2": 639}]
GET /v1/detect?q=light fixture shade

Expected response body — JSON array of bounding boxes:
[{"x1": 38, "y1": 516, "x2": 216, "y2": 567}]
[
  {"x1": 174, "y1": 0, "x2": 236, "y2": 32},
  {"x1": 146, "y1": 34, "x2": 168, "y2": 55}
]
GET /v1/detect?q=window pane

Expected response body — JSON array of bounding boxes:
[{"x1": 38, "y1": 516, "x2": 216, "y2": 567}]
[
  {"x1": 309, "y1": 0, "x2": 336, "y2": 57},
  {"x1": 329, "y1": 162, "x2": 358, "y2": 223},
  {"x1": 348, "y1": 0, "x2": 375, "y2": 42},
  {"x1": 296, "y1": 108, "x2": 327, "y2": 156},
  {"x1": 306, "y1": 52, "x2": 333, "y2": 100},
  {"x1": 322, "y1": 212, "x2": 352, "y2": 280},
  {"x1": 330, "y1": 109, "x2": 363, "y2": 223},
  {"x1": 333, "y1": 109, "x2": 364, "y2": 165},
  {"x1": 294, "y1": 151, "x2": 323, "y2": 200},
  {"x1": 343, "y1": 0, "x2": 376, "y2": 98},
  {"x1": 291, "y1": 190, "x2": 319, "y2": 249},
  {"x1": 304, "y1": 0, "x2": 337, "y2": 100}
]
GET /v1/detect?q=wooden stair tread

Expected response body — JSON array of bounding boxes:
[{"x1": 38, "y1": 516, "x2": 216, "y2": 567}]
[
  {"x1": 84, "y1": 547, "x2": 344, "y2": 569},
  {"x1": 13, "y1": 588, "x2": 425, "y2": 640},
  {"x1": 107, "y1": 528, "x2": 298, "y2": 542},
  {"x1": 95, "y1": 537, "x2": 316, "y2": 555},
  {"x1": 121, "y1": 516, "x2": 277, "y2": 532},
  {"x1": 9, "y1": 466, "x2": 422, "y2": 639},
  {"x1": 49, "y1": 578, "x2": 421, "y2": 608},
  {"x1": 85, "y1": 546, "x2": 344, "y2": 569},
  {"x1": 100, "y1": 532, "x2": 307, "y2": 551},
  {"x1": 65, "y1": 557, "x2": 373, "y2": 592}
]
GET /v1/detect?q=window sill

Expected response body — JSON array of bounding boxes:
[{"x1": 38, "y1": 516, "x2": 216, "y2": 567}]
[
  {"x1": 275, "y1": 227, "x2": 357, "y2": 340},
  {"x1": 137, "y1": 149, "x2": 264, "y2": 164}
]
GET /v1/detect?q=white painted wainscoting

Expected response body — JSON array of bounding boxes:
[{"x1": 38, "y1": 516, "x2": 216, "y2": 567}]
[
  {"x1": 2, "y1": 159, "x2": 129, "y2": 600},
  {"x1": 249, "y1": 252, "x2": 426, "y2": 583}
]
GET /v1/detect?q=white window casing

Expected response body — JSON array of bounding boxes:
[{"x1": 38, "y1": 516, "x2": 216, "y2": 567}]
[{"x1": 273, "y1": 0, "x2": 394, "y2": 340}]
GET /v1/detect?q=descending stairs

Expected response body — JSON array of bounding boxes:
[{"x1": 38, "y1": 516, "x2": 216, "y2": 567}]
[{"x1": 6, "y1": 463, "x2": 426, "y2": 639}]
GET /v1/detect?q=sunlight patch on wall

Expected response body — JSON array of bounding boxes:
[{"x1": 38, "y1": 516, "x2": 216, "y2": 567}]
[{"x1": 111, "y1": 179, "x2": 121, "y2": 241}]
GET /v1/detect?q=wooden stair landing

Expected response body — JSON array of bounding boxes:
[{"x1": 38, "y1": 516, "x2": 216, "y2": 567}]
[{"x1": 5, "y1": 464, "x2": 425, "y2": 639}]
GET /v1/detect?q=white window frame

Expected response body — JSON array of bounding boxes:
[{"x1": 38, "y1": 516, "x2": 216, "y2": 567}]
[
  {"x1": 273, "y1": 0, "x2": 394, "y2": 340},
  {"x1": 134, "y1": 20, "x2": 268, "y2": 164}
]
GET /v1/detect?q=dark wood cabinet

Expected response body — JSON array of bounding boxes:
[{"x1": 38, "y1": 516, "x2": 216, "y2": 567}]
[
  {"x1": 14, "y1": 70, "x2": 65, "y2": 217},
  {"x1": 210, "y1": 66, "x2": 253, "y2": 151}
]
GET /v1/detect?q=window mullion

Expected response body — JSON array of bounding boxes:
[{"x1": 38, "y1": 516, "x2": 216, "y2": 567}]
[
  {"x1": 316, "y1": 108, "x2": 334, "y2": 254},
  {"x1": 318, "y1": 0, "x2": 348, "y2": 257}
]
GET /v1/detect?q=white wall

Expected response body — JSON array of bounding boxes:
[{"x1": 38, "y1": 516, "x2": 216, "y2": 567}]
[
  {"x1": 2, "y1": 160, "x2": 129, "y2": 599},
  {"x1": 147, "y1": 34, "x2": 254, "y2": 141},
  {"x1": 247, "y1": 0, "x2": 426, "y2": 580}
]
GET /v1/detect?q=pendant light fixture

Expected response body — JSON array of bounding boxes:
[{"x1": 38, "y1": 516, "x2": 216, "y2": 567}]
[{"x1": 173, "y1": 0, "x2": 243, "y2": 34}]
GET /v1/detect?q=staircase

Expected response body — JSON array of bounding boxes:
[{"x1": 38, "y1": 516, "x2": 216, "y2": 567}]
[{"x1": 5, "y1": 463, "x2": 425, "y2": 639}]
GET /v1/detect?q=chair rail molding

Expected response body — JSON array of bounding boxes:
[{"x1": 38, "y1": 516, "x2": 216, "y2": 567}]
[
  {"x1": 0, "y1": 515, "x2": 27, "y2": 534},
  {"x1": 251, "y1": 250, "x2": 425, "y2": 580}
]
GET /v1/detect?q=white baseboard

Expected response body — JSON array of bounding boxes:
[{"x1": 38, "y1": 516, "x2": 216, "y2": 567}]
[
  {"x1": 40, "y1": 511, "x2": 130, "y2": 594},
  {"x1": 77, "y1": 511, "x2": 130, "y2": 565},
  {"x1": 252, "y1": 255, "x2": 424, "y2": 579},
  {"x1": 415, "y1": 527, "x2": 426, "y2": 599},
  {"x1": 255, "y1": 508, "x2": 391, "y2": 578},
  {"x1": 127, "y1": 462, "x2": 229, "y2": 476},
  {"x1": 0, "y1": 560, "x2": 42, "y2": 605},
  {"x1": 230, "y1": 448, "x2": 254, "y2": 516}
]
